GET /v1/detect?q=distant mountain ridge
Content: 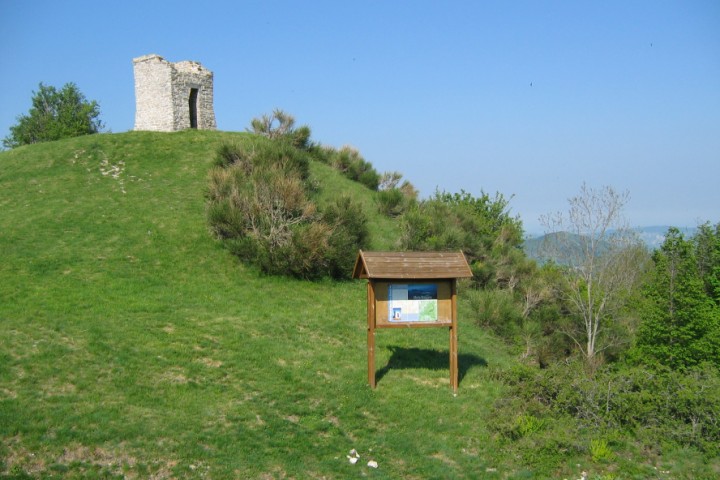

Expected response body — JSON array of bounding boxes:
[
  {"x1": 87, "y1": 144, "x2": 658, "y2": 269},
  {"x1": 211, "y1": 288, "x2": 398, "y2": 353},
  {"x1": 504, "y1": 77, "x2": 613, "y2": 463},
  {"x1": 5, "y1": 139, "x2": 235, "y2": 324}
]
[
  {"x1": 632, "y1": 225, "x2": 698, "y2": 249},
  {"x1": 524, "y1": 226, "x2": 699, "y2": 262}
]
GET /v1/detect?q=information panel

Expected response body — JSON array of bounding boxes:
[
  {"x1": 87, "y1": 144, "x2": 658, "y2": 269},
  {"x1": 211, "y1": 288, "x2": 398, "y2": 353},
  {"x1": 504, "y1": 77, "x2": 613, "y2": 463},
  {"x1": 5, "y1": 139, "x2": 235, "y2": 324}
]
[
  {"x1": 373, "y1": 281, "x2": 452, "y2": 327},
  {"x1": 388, "y1": 284, "x2": 438, "y2": 322}
]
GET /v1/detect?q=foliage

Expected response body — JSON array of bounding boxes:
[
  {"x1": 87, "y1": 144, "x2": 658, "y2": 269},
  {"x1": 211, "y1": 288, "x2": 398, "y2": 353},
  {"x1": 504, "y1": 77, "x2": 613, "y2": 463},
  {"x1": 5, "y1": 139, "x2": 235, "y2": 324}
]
[
  {"x1": 3, "y1": 82, "x2": 104, "y2": 149},
  {"x1": 694, "y1": 222, "x2": 720, "y2": 304},
  {"x1": 467, "y1": 288, "x2": 523, "y2": 340},
  {"x1": 404, "y1": 189, "x2": 574, "y2": 362},
  {"x1": 633, "y1": 226, "x2": 720, "y2": 369},
  {"x1": 589, "y1": 438, "x2": 614, "y2": 462},
  {"x1": 247, "y1": 109, "x2": 383, "y2": 190},
  {"x1": 375, "y1": 175, "x2": 417, "y2": 217},
  {"x1": 320, "y1": 195, "x2": 370, "y2": 279},
  {"x1": 539, "y1": 183, "x2": 650, "y2": 368},
  {"x1": 495, "y1": 360, "x2": 720, "y2": 457},
  {"x1": 323, "y1": 145, "x2": 380, "y2": 190},
  {"x1": 401, "y1": 189, "x2": 524, "y2": 286},
  {"x1": 207, "y1": 138, "x2": 368, "y2": 279},
  {"x1": 247, "y1": 108, "x2": 311, "y2": 149},
  {"x1": 3, "y1": 131, "x2": 720, "y2": 478},
  {"x1": 378, "y1": 170, "x2": 403, "y2": 191}
]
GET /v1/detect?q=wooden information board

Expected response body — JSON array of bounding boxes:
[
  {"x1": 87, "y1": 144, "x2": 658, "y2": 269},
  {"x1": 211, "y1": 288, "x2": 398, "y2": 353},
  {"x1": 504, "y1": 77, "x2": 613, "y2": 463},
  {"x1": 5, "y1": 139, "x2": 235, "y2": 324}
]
[{"x1": 352, "y1": 251, "x2": 472, "y2": 394}]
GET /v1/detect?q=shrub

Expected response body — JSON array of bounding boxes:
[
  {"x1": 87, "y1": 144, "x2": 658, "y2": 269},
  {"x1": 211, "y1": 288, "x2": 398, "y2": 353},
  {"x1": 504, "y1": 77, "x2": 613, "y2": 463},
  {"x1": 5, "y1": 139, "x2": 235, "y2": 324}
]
[
  {"x1": 466, "y1": 289, "x2": 523, "y2": 340},
  {"x1": 207, "y1": 139, "x2": 369, "y2": 280},
  {"x1": 329, "y1": 146, "x2": 380, "y2": 190},
  {"x1": 248, "y1": 109, "x2": 312, "y2": 149},
  {"x1": 375, "y1": 173, "x2": 418, "y2": 218},
  {"x1": 284, "y1": 223, "x2": 332, "y2": 279},
  {"x1": 589, "y1": 438, "x2": 614, "y2": 462},
  {"x1": 515, "y1": 413, "x2": 546, "y2": 438},
  {"x1": 322, "y1": 196, "x2": 370, "y2": 279},
  {"x1": 376, "y1": 188, "x2": 406, "y2": 217},
  {"x1": 494, "y1": 361, "x2": 720, "y2": 456},
  {"x1": 400, "y1": 190, "x2": 521, "y2": 262}
]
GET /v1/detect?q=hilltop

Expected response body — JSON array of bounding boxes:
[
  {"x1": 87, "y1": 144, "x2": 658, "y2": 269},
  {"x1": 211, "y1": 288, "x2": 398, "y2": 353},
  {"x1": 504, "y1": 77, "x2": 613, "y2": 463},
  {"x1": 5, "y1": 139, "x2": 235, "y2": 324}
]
[{"x1": 0, "y1": 131, "x2": 516, "y2": 478}]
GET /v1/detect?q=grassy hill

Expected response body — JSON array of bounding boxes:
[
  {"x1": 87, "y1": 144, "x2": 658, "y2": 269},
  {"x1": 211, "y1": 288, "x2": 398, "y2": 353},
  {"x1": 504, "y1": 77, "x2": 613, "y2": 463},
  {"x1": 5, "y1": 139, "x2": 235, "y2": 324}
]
[
  {"x1": 3, "y1": 132, "x2": 717, "y2": 479},
  {"x1": 1, "y1": 131, "x2": 523, "y2": 479}
]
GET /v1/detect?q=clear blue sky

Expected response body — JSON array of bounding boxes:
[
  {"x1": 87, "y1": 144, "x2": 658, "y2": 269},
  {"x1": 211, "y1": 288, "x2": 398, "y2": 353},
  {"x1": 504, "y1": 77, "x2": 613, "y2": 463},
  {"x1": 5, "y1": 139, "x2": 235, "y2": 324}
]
[{"x1": 2, "y1": 0, "x2": 718, "y2": 233}]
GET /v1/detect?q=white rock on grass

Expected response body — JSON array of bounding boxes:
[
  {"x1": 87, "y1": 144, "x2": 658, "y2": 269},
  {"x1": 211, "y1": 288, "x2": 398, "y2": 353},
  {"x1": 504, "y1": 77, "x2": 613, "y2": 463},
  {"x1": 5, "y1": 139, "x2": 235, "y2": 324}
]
[{"x1": 347, "y1": 449, "x2": 360, "y2": 465}]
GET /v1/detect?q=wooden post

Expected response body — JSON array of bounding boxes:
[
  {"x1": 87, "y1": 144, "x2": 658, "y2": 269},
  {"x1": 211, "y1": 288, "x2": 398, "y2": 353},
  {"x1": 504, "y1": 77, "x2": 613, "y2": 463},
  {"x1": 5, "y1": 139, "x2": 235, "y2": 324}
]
[
  {"x1": 450, "y1": 279, "x2": 459, "y2": 394},
  {"x1": 367, "y1": 281, "x2": 376, "y2": 388}
]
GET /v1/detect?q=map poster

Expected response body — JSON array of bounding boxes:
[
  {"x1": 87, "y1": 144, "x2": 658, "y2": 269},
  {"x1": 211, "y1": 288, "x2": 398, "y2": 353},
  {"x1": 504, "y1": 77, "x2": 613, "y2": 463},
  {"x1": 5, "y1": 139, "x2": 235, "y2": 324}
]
[{"x1": 388, "y1": 284, "x2": 438, "y2": 322}]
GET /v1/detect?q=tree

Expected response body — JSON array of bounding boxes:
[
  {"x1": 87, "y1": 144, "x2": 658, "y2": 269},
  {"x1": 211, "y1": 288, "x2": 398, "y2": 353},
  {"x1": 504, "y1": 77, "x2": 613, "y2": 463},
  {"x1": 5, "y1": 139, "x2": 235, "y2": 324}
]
[
  {"x1": 540, "y1": 183, "x2": 648, "y2": 369},
  {"x1": 3, "y1": 82, "x2": 104, "y2": 149},
  {"x1": 634, "y1": 227, "x2": 720, "y2": 369},
  {"x1": 694, "y1": 222, "x2": 720, "y2": 305}
]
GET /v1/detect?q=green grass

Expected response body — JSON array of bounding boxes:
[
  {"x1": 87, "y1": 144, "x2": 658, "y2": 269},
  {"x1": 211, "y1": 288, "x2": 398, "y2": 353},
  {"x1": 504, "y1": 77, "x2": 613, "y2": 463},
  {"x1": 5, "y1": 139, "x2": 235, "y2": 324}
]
[
  {"x1": 1, "y1": 131, "x2": 716, "y2": 479},
  {"x1": 0, "y1": 132, "x2": 509, "y2": 478}
]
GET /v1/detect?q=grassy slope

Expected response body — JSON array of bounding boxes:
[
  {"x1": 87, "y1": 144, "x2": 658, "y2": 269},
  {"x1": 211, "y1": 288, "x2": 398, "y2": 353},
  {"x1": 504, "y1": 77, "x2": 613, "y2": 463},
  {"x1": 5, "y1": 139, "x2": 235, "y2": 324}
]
[
  {"x1": 5, "y1": 132, "x2": 711, "y2": 479},
  {"x1": 1, "y1": 131, "x2": 517, "y2": 479}
]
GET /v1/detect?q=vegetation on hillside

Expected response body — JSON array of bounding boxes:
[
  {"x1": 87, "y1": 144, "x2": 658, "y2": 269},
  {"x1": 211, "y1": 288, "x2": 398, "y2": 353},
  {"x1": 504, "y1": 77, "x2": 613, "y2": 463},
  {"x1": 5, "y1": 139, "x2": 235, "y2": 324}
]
[
  {"x1": 539, "y1": 184, "x2": 650, "y2": 369},
  {"x1": 209, "y1": 112, "x2": 720, "y2": 474},
  {"x1": 207, "y1": 112, "x2": 371, "y2": 279},
  {"x1": 632, "y1": 225, "x2": 720, "y2": 368},
  {"x1": 1, "y1": 124, "x2": 719, "y2": 478},
  {"x1": 3, "y1": 82, "x2": 104, "y2": 149}
]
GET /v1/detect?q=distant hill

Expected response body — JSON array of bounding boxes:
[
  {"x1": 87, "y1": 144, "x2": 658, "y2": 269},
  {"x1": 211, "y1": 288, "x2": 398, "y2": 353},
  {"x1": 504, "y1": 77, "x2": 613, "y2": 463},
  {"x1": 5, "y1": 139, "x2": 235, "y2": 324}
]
[
  {"x1": 524, "y1": 226, "x2": 699, "y2": 262},
  {"x1": 524, "y1": 231, "x2": 614, "y2": 265},
  {"x1": 633, "y1": 225, "x2": 698, "y2": 249}
]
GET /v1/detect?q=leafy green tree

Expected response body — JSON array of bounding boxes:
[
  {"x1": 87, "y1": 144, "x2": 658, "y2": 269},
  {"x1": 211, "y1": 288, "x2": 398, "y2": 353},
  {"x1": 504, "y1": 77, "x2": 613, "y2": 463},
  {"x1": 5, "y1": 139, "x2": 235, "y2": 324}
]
[
  {"x1": 695, "y1": 222, "x2": 720, "y2": 305},
  {"x1": 3, "y1": 82, "x2": 104, "y2": 149},
  {"x1": 634, "y1": 227, "x2": 720, "y2": 369}
]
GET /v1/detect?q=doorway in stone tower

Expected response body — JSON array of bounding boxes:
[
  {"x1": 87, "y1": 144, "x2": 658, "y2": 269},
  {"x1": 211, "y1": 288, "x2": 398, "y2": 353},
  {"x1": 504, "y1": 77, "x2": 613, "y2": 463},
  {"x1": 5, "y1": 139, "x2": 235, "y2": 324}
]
[{"x1": 189, "y1": 88, "x2": 199, "y2": 129}]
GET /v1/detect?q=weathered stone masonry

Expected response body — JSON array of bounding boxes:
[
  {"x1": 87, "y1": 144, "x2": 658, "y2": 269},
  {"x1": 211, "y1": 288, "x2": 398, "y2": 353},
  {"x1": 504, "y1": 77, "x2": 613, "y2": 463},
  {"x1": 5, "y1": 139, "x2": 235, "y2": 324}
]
[{"x1": 133, "y1": 54, "x2": 216, "y2": 132}]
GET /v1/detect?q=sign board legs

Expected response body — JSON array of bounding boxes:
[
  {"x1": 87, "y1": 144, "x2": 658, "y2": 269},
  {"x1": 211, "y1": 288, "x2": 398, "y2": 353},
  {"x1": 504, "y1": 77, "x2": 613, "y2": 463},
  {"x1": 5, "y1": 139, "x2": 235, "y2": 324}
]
[
  {"x1": 450, "y1": 280, "x2": 459, "y2": 394},
  {"x1": 450, "y1": 324, "x2": 458, "y2": 394},
  {"x1": 367, "y1": 282, "x2": 376, "y2": 388}
]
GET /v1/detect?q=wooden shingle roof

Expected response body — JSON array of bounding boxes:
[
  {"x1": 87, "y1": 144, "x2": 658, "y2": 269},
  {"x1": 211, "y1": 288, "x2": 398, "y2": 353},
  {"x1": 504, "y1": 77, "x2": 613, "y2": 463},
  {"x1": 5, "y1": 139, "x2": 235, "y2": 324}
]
[{"x1": 352, "y1": 250, "x2": 473, "y2": 280}]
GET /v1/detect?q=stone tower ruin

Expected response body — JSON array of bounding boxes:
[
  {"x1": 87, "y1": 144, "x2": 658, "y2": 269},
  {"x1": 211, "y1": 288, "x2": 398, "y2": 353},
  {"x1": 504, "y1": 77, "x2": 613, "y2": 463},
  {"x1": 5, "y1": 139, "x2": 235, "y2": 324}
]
[{"x1": 133, "y1": 54, "x2": 216, "y2": 132}]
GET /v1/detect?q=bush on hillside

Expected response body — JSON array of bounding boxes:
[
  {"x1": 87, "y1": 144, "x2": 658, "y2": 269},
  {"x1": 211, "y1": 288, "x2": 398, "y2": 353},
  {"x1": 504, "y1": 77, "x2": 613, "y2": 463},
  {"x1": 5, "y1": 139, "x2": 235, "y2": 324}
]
[
  {"x1": 312, "y1": 145, "x2": 381, "y2": 190},
  {"x1": 331, "y1": 146, "x2": 380, "y2": 190},
  {"x1": 322, "y1": 196, "x2": 370, "y2": 279},
  {"x1": 494, "y1": 361, "x2": 720, "y2": 456},
  {"x1": 247, "y1": 110, "x2": 382, "y2": 191},
  {"x1": 213, "y1": 138, "x2": 310, "y2": 179},
  {"x1": 247, "y1": 109, "x2": 312, "y2": 149},
  {"x1": 401, "y1": 189, "x2": 526, "y2": 288},
  {"x1": 207, "y1": 140, "x2": 368, "y2": 279},
  {"x1": 376, "y1": 171, "x2": 418, "y2": 217}
]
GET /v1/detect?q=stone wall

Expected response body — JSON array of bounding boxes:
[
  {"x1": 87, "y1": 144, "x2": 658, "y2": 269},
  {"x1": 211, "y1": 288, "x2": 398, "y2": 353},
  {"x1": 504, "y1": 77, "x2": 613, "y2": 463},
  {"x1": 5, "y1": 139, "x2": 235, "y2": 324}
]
[{"x1": 133, "y1": 54, "x2": 216, "y2": 132}]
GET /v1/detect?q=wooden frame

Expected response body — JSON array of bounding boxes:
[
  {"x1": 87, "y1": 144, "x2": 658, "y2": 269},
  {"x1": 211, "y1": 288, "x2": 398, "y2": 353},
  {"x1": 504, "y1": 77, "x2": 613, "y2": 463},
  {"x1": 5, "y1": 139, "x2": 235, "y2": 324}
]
[{"x1": 352, "y1": 251, "x2": 472, "y2": 394}]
